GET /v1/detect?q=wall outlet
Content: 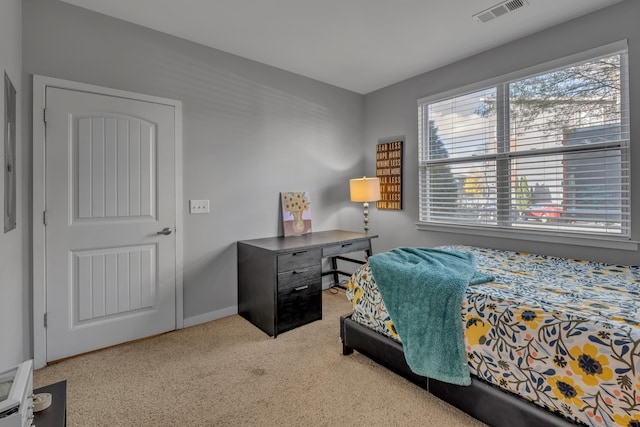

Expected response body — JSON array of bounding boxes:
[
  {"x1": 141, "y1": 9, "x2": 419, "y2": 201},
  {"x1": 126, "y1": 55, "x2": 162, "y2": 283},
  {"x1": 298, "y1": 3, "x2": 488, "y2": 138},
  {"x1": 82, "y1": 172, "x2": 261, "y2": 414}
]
[{"x1": 189, "y1": 199, "x2": 210, "y2": 214}]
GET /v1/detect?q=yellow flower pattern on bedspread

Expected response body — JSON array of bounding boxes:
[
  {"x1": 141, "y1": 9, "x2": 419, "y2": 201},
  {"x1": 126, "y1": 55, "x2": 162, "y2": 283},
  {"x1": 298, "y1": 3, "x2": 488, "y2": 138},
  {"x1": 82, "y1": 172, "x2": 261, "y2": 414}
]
[{"x1": 346, "y1": 246, "x2": 640, "y2": 427}]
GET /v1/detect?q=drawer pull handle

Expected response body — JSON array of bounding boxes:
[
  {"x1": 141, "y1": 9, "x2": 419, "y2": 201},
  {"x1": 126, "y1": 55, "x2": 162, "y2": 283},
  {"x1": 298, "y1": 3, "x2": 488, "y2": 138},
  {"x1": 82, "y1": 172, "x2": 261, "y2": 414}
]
[
  {"x1": 294, "y1": 285, "x2": 309, "y2": 291},
  {"x1": 342, "y1": 243, "x2": 353, "y2": 248},
  {"x1": 292, "y1": 251, "x2": 307, "y2": 256}
]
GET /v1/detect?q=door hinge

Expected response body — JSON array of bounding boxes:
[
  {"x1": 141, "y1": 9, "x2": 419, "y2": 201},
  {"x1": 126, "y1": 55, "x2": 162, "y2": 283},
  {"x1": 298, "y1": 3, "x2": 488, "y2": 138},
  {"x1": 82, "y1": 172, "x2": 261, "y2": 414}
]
[
  {"x1": 43, "y1": 108, "x2": 47, "y2": 125},
  {"x1": 44, "y1": 313, "x2": 47, "y2": 328},
  {"x1": 43, "y1": 210, "x2": 47, "y2": 226}
]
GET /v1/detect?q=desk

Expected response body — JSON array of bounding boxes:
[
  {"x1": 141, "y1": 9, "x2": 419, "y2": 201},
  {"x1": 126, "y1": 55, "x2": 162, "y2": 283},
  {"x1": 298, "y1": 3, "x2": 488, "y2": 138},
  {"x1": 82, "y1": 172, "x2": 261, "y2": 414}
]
[
  {"x1": 237, "y1": 230, "x2": 377, "y2": 337},
  {"x1": 33, "y1": 380, "x2": 66, "y2": 427}
]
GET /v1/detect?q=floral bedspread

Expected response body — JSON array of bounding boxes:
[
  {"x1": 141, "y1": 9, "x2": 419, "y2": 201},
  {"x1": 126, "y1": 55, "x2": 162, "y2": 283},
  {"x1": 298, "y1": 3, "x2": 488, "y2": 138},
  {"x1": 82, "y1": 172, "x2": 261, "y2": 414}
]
[{"x1": 346, "y1": 246, "x2": 640, "y2": 427}]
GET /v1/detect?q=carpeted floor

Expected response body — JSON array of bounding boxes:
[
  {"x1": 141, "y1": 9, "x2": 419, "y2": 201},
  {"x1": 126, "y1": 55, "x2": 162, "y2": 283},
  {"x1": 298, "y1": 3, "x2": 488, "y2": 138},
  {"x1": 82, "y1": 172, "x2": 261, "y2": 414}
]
[{"x1": 34, "y1": 289, "x2": 486, "y2": 426}]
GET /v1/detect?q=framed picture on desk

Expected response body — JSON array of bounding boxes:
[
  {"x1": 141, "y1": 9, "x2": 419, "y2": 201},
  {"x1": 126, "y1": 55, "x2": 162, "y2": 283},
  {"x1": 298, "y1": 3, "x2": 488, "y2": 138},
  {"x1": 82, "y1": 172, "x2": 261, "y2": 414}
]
[{"x1": 280, "y1": 191, "x2": 312, "y2": 236}]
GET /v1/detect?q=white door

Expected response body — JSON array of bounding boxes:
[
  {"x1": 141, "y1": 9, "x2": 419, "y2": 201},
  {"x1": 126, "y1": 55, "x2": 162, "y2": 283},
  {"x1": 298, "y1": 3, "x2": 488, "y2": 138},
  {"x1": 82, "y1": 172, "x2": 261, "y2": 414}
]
[{"x1": 45, "y1": 87, "x2": 177, "y2": 361}]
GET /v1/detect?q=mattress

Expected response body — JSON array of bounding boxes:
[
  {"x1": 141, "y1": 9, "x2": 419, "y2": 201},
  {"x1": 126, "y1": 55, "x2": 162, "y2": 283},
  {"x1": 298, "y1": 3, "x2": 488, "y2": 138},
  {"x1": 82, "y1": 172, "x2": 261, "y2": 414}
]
[{"x1": 346, "y1": 246, "x2": 640, "y2": 427}]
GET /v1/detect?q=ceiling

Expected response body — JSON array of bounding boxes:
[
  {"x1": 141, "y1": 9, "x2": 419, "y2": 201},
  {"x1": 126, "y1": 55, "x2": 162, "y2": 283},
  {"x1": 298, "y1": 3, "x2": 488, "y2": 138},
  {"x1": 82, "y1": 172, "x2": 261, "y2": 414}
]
[{"x1": 60, "y1": 0, "x2": 622, "y2": 94}]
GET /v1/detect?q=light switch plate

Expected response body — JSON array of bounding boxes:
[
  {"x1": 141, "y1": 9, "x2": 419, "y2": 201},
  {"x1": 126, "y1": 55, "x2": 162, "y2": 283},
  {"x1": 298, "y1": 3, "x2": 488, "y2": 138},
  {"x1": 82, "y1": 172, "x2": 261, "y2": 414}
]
[{"x1": 189, "y1": 199, "x2": 210, "y2": 214}]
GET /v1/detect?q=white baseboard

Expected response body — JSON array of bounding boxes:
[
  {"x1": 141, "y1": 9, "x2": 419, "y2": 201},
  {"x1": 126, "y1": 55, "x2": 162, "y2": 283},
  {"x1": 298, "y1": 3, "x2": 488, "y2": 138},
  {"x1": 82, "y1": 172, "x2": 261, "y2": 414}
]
[{"x1": 183, "y1": 306, "x2": 237, "y2": 328}]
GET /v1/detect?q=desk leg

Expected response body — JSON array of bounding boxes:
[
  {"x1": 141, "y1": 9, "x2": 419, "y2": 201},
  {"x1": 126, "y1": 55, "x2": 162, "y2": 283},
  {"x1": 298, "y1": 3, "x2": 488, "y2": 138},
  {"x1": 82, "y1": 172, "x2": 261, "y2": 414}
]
[
  {"x1": 331, "y1": 256, "x2": 339, "y2": 287},
  {"x1": 326, "y1": 240, "x2": 374, "y2": 290}
]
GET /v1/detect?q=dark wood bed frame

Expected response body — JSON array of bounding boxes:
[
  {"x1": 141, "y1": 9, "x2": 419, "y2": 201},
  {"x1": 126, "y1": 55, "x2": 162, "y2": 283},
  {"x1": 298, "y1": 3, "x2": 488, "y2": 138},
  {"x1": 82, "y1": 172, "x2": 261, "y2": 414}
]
[{"x1": 340, "y1": 314, "x2": 579, "y2": 427}]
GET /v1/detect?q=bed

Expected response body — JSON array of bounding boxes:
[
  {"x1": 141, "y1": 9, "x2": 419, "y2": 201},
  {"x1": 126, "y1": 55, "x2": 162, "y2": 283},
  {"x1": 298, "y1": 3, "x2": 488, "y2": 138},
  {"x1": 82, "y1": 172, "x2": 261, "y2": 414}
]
[{"x1": 341, "y1": 246, "x2": 640, "y2": 427}]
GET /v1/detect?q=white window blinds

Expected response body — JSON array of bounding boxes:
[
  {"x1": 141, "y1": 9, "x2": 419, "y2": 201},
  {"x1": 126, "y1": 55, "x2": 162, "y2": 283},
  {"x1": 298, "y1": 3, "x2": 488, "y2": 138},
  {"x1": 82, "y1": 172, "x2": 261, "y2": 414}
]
[{"x1": 418, "y1": 44, "x2": 630, "y2": 237}]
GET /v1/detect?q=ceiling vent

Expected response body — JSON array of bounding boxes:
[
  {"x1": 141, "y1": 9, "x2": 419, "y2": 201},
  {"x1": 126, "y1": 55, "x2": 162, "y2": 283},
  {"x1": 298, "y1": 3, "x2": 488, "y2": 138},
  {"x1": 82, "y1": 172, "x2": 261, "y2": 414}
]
[{"x1": 473, "y1": 0, "x2": 529, "y2": 23}]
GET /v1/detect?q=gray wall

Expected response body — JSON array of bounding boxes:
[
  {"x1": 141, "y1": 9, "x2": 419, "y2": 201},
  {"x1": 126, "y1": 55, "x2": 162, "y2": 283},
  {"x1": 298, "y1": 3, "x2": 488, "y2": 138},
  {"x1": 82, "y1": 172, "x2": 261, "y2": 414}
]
[
  {"x1": 0, "y1": 0, "x2": 26, "y2": 370},
  {"x1": 364, "y1": 0, "x2": 640, "y2": 265},
  {"x1": 22, "y1": 0, "x2": 366, "y2": 326}
]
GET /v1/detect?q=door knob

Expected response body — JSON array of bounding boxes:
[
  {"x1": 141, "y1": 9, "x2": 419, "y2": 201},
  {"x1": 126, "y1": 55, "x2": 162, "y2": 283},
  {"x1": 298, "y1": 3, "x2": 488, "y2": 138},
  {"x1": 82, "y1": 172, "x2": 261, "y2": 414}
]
[{"x1": 157, "y1": 227, "x2": 173, "y2": 235}]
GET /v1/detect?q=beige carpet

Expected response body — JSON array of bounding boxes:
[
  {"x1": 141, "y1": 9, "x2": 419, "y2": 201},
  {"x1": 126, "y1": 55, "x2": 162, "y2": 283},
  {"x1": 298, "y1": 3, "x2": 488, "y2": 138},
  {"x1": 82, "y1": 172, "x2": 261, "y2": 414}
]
[{"x1": 34, "y1": 289, "x2": 486, "y2": 426}]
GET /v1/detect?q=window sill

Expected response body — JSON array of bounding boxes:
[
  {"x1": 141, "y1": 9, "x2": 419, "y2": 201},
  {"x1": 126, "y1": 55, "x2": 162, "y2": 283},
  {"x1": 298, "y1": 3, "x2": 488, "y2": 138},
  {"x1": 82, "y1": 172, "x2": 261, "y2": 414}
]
[{"x1": 416, "y1": 222, "x2": 639, "y2": 251}]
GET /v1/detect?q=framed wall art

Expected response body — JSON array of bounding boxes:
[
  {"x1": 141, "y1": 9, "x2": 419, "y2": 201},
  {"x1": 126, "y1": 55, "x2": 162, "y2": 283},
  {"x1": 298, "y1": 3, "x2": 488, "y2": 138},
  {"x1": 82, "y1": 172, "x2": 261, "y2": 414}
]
[
  {"x1": 4, "y1": 72, "x2": 16, "y2": 233},
  {"x1": 375, "y1": 137, "x2": 403, "y2": 210}
]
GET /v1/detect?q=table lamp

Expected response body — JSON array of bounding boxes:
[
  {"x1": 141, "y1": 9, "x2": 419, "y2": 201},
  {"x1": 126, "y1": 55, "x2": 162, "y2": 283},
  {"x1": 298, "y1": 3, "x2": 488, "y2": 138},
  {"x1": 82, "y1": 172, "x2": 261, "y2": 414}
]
[{"x1": 350, "y1": 177, "x2": 381, "y2": 233}]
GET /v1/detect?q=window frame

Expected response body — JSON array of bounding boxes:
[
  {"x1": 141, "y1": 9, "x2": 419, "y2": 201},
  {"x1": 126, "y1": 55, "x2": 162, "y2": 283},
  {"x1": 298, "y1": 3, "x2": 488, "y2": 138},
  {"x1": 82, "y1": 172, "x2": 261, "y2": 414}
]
[{"x1": 416, "y1": 40, "x2": 637, "y2": 250}]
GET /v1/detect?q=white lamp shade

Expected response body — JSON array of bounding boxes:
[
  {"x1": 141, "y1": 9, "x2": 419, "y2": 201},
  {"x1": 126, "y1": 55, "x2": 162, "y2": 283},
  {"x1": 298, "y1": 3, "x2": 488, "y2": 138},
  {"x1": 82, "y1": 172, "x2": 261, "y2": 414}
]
[{"x1": 350, "y1": 177, "x2": 381, "y2": 202}]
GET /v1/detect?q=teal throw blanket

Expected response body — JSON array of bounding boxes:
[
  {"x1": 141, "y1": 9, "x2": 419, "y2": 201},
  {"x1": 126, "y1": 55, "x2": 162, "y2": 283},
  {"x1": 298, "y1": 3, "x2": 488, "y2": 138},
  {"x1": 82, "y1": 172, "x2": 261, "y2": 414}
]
[{"x1": 368, "y1": 247, "x2": 494, "y2": 386}]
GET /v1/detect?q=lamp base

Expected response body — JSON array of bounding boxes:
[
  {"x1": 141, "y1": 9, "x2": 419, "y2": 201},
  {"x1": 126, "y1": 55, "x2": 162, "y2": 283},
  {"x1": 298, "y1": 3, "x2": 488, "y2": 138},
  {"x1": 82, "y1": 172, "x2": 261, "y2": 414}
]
[{"x1": 362, "y1": 202, "x2": 370, "y2": 233}]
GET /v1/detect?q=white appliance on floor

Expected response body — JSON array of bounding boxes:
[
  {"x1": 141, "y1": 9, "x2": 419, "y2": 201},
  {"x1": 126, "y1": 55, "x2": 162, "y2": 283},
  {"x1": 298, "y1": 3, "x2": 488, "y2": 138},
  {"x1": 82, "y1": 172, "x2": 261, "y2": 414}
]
[{"x1": 0, "y1": 360, "x2": 33, "y2": 427}]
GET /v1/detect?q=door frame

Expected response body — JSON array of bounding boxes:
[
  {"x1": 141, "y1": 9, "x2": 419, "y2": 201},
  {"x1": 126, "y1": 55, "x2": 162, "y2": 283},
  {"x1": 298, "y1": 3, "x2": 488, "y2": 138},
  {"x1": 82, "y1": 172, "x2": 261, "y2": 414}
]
[{"x1": 32, "y1": 75, "x2": 184, "y2": 369}]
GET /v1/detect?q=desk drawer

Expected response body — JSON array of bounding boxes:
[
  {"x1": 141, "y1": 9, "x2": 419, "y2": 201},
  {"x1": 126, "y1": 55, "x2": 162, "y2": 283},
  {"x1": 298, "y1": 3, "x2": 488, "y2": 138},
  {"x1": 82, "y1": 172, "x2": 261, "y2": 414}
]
[
  {"x1": 277, "y1": 281, "x2": 322, "y2": 333},
  {"x1": 322, "y1": 239, "x2": 371, "y2": 258},
  {"x1": 277, "y1": 249, "x2": 321, "y2": 272},
  {"x1": 277, "y1": 265, "x2": 321, "y2": 291}
]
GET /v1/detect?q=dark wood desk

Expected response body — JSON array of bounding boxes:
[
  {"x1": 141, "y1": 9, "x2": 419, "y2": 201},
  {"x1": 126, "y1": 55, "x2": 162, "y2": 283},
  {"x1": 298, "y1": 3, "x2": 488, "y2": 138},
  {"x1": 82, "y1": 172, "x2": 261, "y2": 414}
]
[
  {"x1": 238, "y1": 230, "x2": 377, "y2": 337},
  {"x1": 33, "y1": 380, "x2": 67, "y2": 427}
]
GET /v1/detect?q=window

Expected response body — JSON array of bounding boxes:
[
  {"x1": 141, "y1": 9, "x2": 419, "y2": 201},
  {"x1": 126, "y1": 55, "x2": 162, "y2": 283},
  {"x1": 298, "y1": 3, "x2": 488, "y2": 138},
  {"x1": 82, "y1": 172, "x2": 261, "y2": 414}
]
[{"x1": 418, "y1": 43, "x2": 630, "y2": 238}]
